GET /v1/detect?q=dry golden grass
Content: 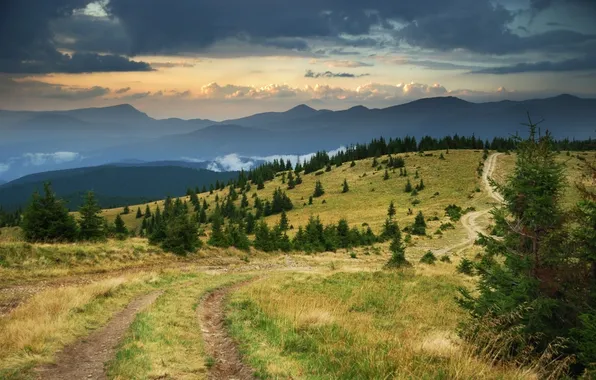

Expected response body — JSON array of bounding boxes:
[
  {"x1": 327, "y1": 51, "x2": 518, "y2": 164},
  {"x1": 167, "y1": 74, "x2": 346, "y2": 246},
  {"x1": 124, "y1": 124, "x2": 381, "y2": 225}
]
[{"x1": 0, "y1": 270, "x2": 183, "y2": 376}]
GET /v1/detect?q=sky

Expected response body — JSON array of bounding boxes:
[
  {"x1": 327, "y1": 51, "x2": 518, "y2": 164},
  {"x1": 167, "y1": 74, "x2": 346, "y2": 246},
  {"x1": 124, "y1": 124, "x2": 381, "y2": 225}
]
[{"x1": 1, "y1": 0, "x2": 595, "y2": 120}]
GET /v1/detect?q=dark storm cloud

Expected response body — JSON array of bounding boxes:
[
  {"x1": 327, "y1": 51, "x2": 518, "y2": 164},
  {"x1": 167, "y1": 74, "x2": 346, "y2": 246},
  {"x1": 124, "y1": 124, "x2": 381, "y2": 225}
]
[
  {"x1": 304, "y1": 70, "x2": 369, "y2": 78},
  {"x1": 2, "y1": 0, "x2": 596, "y2": 73},
  {"x1": 104, "y1": 0, "x2": 596, "y2": 56},
  {"x1": 471, "y1": 54, "x2": 596, "y2": 74},
  {"x1": 0, "y1": 53, "x2": 152, "y2": 74},
  {"x1": 0, "y1": 0, "x2": 151, "y2": 73}
]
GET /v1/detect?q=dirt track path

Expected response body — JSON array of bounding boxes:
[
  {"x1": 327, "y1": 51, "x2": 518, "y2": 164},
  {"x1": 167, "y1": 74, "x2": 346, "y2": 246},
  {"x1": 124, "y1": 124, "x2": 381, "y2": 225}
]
[
  {"x1": 433, "y1": 153, "x2": 503, "y2": 256},
  {"x1": 199, "y1": 282, "x2": 256, "y2": 380},
  {"x1": 35, "y1": 290, "x2": 163, "y2": 380}
]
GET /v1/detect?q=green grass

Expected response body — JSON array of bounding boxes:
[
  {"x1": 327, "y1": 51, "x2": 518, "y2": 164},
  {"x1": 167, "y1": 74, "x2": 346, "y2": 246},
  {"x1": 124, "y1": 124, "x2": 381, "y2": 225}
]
[
  {"x1": 107, "y1": 273, "x2": 251, "y2": 379},
  {"x1": 227, "y1": 272, "x2": 532, "y2": 379}
]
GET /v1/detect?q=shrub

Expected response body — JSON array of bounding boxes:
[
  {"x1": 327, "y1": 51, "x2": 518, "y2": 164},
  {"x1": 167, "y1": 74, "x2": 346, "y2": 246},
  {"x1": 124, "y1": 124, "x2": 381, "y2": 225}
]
[
  {"x1": 456, "y1": 258, "x2": 475, "y2": 275},
  {"x1": 420, "y1": 251, "x2": 437, "y2": 264}
]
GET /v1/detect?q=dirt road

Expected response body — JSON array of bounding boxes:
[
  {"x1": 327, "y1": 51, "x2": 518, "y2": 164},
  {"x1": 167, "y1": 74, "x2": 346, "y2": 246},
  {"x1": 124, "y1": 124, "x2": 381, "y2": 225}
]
[
  {"x1": 35, "y1": 290, "x2": 163, "y2": 380},
  {"x1": 199, "y1": 282, "x2": 256, "y2": 380}
]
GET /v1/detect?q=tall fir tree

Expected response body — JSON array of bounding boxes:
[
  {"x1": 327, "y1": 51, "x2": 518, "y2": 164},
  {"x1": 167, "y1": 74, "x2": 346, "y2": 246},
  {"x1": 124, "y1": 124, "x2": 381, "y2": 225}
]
[
  {"x1": 78, "y1": 191, "x2": 106, "y2": 241},
  {"x1": 21, "y1": 182, "x2": 78, "y2": 242}
]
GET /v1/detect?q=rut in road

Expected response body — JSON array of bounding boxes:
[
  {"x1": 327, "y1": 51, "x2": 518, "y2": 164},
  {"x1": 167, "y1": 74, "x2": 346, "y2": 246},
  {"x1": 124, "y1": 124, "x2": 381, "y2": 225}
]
[
  {"x1": 35, "y1": 290, "x2": 163, "y2": 380},
  {"x1": 199, "y1": 282, "x2": 256, "y2": 380}
]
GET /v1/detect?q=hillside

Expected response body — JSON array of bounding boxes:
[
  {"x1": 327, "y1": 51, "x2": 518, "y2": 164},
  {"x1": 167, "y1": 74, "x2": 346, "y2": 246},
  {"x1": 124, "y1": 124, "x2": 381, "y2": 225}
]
[{"x1": 0, "y1": 165, "x2": 238, "y2": 211}]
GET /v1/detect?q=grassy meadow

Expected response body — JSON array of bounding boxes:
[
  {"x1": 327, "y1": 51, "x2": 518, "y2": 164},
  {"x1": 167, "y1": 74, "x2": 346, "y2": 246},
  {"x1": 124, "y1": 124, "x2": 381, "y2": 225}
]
[{"x1": 0, "y1": 149, "x2": 593, "y2": 379}]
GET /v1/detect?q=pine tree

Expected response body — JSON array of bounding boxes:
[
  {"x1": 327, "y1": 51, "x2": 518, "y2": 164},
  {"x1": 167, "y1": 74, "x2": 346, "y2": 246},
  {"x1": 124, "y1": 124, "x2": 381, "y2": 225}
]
[
  {"x1": 144, "y1": 205, "x2": 152, "y2": 219},
  {"x1": 416, "y1": 179, "x2": 425, "y2": 191},
  {"x1": 208, "y1": 213, "x2": 228, "y2": 247},
  {"x1": 279, "y1": 210, "x2": 289, "y2": 231},
  {"x1": 114, "y1": 214, "x2": 128, "y2": 238},
  {"x1": 411, "y1": 211, "x2": 426, "y2": 235},
  {"x1": 21, "y1": 182, "x2": 77, "y2": 242},
  {"x1": 342, "y1": 179, "x2": 349, "y2": 193},
  {"x1": 308, "y1": 196, "x2": 313, "y2": 205},
  {"x1": 350, "y1": 161, "x2": 356, "y2": 167},
  {"x1": 240, "y1": 193, "x2": 249, "y2": 208},
  {"x1": 162, "y1": 214, "x2": 200, "y2": 254},
  {"x1": 78, "y1": 191, "x2": 106, "y2": 241},
  {"x1": 458, "y1": 124, "x2": 589, "y2": 372},
  {"x1": 383, "y1": 169, "x2": 390, "y2": 180},
  {"x1": 287, "y1": 171, "x2": 296, "y2": 189},
  {"x1": 122, "y1": 205, "x2": 130, "y2": 215},
  {"x1": 387, "y1": 201, "x2": 396, "y2": 219},
  {"x1": 405, "y1": 179, "x2": 413, "y2": 192},
  {"x1": 136, "y1": 207, "x2": 143, "y2": 219},
  {"x1": 313, "y1": 180, "x2": 325, "y2": 198},
  {"x1": 385, "y1": 232, "x2": 410, "y2": 268}
]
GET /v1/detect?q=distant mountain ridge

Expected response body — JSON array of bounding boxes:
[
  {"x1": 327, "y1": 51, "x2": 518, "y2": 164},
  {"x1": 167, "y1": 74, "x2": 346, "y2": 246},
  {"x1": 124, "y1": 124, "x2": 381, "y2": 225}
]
[
  {"x1": 0, "y1": 164, "x2": 238, "y2": 211},
  {"x1": 0, "y1": 94, "x2": 594, "y2": 181}
]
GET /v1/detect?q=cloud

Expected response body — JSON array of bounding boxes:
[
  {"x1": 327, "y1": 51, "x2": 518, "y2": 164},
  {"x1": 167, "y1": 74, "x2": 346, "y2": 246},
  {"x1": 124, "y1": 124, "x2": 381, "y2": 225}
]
[
  {"x1": 0, "y1": 77, "x2": 110, "y2": 100},
  {"x1": 471, "y1": 54, "x2": 596, "y2": 74},
  {"x1": 149, "y1": 61, "x2": 196, "y2": 69},
  {"x1": 22, "y1": 152, "x2": 80, "y2": 166},
  {"x1": 0, "y1": 2, "x2": 152, "y2": 74},
  {"x1": 206, "y1": 154, "x2": 255, "y2": 172},
  {"x1": 324, "y1": 60, "x2": 374, "y2": 68},
  {"x1": 378, "y1": 57, "x2": 480, "y2": 70},
  {"x1": 0, "y1": 163, "x2": 10, "y2": 174},
  {"x1": 305, "y1": 70, "x2": 369, "y2": 78},
  {"x1": 115, "y1": 87, "x2": 131, "y2": 94}
]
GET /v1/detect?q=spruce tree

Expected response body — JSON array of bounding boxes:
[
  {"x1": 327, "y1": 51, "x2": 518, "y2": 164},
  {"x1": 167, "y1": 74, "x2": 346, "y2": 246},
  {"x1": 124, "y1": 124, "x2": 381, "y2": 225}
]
[
  {"x1": 136, "y1": 207, "x2": 143, "y2": 219},
  {"x1": 122, "y1": 205, "x2": 130, "y2": 215},
  {"x1": 162, "y1": 214, "x2": 200, "y2": 254},
  {"x1": 458, "y1": 124, "x2": 587, "y2": 371},
  {"x1": 279, "y1": 210, "x2": 289, "y2": 231},
  {"x1": 342, "y1": 179, "x2": 349, "y2": 193},
  {"x1": 78, "y1": 191, "x2": 106, "y2": 241},
  {"x1": 388, "y1": 201, "x2": 396, "y2": 219},
  {"x1": 114, "y1": 214, "x2": 128, "y2": 238},
  {"x1": 21, "y1": 182, "x2": 77, "y2": 242},
  {"x1": 411, "y1": 211, "x2": 426, "y2": 235},
  {"x1": 144, "y1": 205, "x2": 152, "y2": 219},
  {"x1": 350, "y1": 161, "x2": 356, "y2": 167},
  {"x1": 385, "y1": 232, "x2": 410, "y2": 268},
  {"x1": 405, "y1": 179, "x2": 413, "y2": 192},
  {"x1": 383, "y1": 169, "x2": 390, "y2": 180},
  {"x1": 308, "y1": 196, "x2": 313, "y2": 205},
  {"x1": 313, "y1": 180, "x2": 325, "y2": 198}
]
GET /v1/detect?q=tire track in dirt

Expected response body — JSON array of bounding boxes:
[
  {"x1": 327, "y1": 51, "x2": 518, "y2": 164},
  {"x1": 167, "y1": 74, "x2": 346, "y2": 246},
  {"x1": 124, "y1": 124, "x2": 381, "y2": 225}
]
[
  {"x1": 433, "y1": 153, "x2": 503, "y2": 256},
  {"x1": 199, "y1": 281, "x2": 256, "y2": 380},
  {"x1": 35, "y1": 290, "x2": 163, "y2": 380}
]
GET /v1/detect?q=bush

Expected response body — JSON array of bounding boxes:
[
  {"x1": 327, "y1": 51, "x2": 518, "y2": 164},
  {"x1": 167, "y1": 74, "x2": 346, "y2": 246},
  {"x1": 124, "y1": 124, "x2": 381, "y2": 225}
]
[
  {"x1": 440, "y1": 255, "x2": 451, "y2": 263},
  {"x1": 420, "y1": 251, "x2": 437, "y2": 264},
  {"x1": 456, "y1": 258, "x2": 475, "y2": 275}
]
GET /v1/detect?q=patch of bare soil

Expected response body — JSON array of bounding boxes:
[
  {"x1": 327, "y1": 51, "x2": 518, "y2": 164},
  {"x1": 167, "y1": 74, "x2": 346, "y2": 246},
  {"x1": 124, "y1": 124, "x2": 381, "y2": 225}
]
[
  {"x1": 35, "y1": 290, "x2": 163, "y2": 380},
  {"x1": 199, "y1": 282, "x2": 256, "y2": 380}
]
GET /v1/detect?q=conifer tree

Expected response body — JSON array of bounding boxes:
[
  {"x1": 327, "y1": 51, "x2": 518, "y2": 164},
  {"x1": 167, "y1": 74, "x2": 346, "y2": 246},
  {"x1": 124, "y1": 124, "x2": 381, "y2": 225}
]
[
  {"x1": 279, "y1": 210, "x2": 289, "y2": 231},
  {"x1": 21, "y1": 182, "x2": 78, "y2": 242},
  {"x1": 342, "y1": 179, "x2": 349, "y2": 193},
  {"x1": 199, "y1": 208, "x2": 207, "y2": 224},
  {"x1": 136, "y1": 207, "x2": 143, "y2": 219},
  {"x1": 240, "y1": 193, "x2": 249, "y2": 208},
  {"x1": 287, "y1": 171, "x2": 296, "y2": 189},
  {"x1": 351, "y1": 161, "x2": 356, "y2": 167},
  {"x1": 78, "y1": 191, "x2": 106, "y2": 241},
  {"x1": 114, "y1": 214, "x2": 128, "y2": 238},
  {"x1": 383, "y1": 169, "x2": 390, "y2": 180},
  {"x1": 405, "y1": 179, "x2": 413, "y2": 192},
  {"x1": 308, "y1": 196, "x2": 313, "y2": 205},
  {"x1": 144, "y1": 205, "x2": 152, "y2": 219},
  {"x1": 313, "y1": 180, "x2": 325, "y2": 197},
  {"x1": 162, "y1": 213, "x2": 200, "y2": 254},
  {"x1": 296, "y1": 173, "x2": 303, "y2": 185},
  {"x1": 411, "y1": 211, "x2": 426, "y2": 235},
  {"x1": 385, "y1": 232, "x2": 410, "y2": 268},
  {"x1": 388, "y1": 201, "x2": 396, "y2": 219},
  {"x1": 122, "y1": 205, "x2": 130, "y2": 215}
]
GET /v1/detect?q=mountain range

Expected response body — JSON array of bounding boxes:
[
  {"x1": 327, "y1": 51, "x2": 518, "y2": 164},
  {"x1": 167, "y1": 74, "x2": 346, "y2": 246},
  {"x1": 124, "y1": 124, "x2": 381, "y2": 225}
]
[
  {"x1": 0, "y1": 164, "x2": 238, "y2": 211},
  {"x1": 0, "y1": 94, "x2": 594, "y2": 181}
]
